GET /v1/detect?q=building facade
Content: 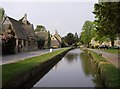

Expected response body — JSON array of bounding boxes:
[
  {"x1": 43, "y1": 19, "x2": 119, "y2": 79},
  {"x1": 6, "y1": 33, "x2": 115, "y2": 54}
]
[
  {"x1": 1, "y1": 14, "x2": 37, "y2": 53},
  {"x1": 51, "y1": 30, "x2": 62, "y2": 48}
]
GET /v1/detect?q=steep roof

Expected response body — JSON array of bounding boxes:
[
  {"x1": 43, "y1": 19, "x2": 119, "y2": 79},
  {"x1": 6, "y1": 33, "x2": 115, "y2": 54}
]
[
  {"x1": 54, "y1": 33, "x2": 62, "y2": 43},
  {"x1": 35, "y1": 31, "x2": 48, "y2": 40},
  {"x1": 22, "y1": 24, "x2": 37, "y2": 40},
  {"x1": 2, "y1": 16, "x2": 28, "y2": 40},
  {"x1": 19, "y1": 14, "x2": 30, "y2": 25},
  {"x1": 51, "y1": 40, "x2": 59, "y2": 46}
]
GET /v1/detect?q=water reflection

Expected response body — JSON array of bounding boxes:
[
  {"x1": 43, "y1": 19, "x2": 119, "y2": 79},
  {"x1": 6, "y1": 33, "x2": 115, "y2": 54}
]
[
  {"x1": 27, "y1": 48, "x2": 105, "y2": 88},
  {"x1": 65, "y1": 53, "x2": 78, "y2": 63},
  {"x1": 80, "y1": 51, "x2": 104, "y2": 88},
  {"x1": 80, "y1": 52, "x2": 92, "y2": 75}
]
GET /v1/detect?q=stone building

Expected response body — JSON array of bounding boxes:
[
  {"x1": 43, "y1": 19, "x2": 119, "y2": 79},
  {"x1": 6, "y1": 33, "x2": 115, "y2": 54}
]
[
  {"x1": 51, "y1": 30, "x2": 62, "y2": 48},
  {"x1": 1, "y1": 14, "x2": 37, "y2": 53},
  {"x1": 20, "y1": 14, "x2": 38, "y2": 51},
  {"x1": 35, "y1": 31, "x2": 48, "y2": 48}
]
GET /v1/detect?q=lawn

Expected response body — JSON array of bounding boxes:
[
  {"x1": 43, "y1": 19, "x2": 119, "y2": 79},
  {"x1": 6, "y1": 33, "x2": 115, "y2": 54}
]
[
  {"x1": 2, "y1": 47, "x2": 70, "y2": 84},
  {"x1": 88, "y1": 50, "x2": 120, "y2": 88},
  {"x1": 100, "y1": 49, "x2": 119, "y2": 54}
]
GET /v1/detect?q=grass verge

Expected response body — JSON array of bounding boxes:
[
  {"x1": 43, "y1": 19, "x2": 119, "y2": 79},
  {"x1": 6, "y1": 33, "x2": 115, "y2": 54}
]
[
  {"x1": 2, "y1": 47, "x2": 71, "y2": 85},
  {"x1": 87, "y1": 50, "x2": 120, "y2": 88},
  {"x1": 99, "y1": 49, "x2": 119, "y2": 54}
]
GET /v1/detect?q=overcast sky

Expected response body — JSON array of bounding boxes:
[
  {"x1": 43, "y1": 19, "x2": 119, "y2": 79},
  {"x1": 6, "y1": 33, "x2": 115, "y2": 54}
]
[{"x1": 1, "y1": 2, "x2": 96, "y2": 37}]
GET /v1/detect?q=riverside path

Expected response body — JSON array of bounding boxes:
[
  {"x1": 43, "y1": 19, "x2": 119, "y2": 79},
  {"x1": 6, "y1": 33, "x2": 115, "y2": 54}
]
[
  {"x1": 2, "y1": 48, "x2": 61, "y2": 65},
  {"x1": 88, "y1": 48, "x2": 119, "y2": 68}
]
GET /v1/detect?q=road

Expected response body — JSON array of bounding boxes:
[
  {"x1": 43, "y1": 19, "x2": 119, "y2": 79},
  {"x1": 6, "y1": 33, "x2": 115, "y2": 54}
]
[
  {"x1": 88, "y1": 48, "x2": 119, "y2": 68},
  {"x1": 2, "y1": 48, "x2": 59, "y2": 65}
]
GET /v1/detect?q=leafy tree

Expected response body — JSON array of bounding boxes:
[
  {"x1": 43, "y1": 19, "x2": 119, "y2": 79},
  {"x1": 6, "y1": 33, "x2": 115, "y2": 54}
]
[
  {"x1": 2, "y1": 25, "x2": 16, "y2": 54},
  {"x1": 93, "y1": 2, "x2": 120, "y2": 46},
  {"x1": 35, "y1": 25, "x2": 47, "y2": 32},
  {"x1": 95, "y1": 35, "x2": 109, "y2": 45},
  {"x1": 80, "y1": 21, "x2": 94, "y2": 46},
  {"x1": 74, "y1": 32, "x2": 78, "y2": 43},
  {"x1": 37, "y1": 39, "x2": 45, "y2": 49},
  {"x1": 47, "y1": 31, "x2": 51, "y2": 48},
  {"x1": 64, "y1": 33, "x2": 76, "y2": 46},
  {"x1": 0, "y1": 7, "x2": 4, "y2": 23},
  {"x1": 61, "y1": 37, "x2": 68, "y2": 47}
]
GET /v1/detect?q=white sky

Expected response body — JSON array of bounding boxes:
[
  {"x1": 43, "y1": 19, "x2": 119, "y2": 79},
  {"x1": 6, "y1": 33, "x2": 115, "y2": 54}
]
[{"x1": 1, "y1": 1, "x2": 96, "y2": 37}]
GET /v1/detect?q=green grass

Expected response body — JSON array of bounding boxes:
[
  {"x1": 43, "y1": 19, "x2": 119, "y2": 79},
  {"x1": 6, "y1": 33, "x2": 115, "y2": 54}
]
[
  {"x1": 2, "y1": 48, "x2": 70, "y2": 84},
  {"x1": 89, "y1": 51, "x2": 106, "y2": 62},
  {"x1": 100, "y1": 49, "x2": 119, "y2": 54},
  {"x1": 88, "y1": 50, "x2": 120, "y2": 88}
]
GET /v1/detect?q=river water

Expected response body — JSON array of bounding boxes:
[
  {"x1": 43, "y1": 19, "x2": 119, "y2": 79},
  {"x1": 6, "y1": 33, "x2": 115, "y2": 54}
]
[{"x1": 33, "y1": 48, "x2": 104, "y2": 88}]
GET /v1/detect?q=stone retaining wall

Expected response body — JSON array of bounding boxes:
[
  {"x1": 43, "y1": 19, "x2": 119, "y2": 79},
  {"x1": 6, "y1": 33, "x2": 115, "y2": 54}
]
[
  {"x1": 3, "y1": 48, "x2": 72, "y2": 88},
  {"x1": 87, "y1": 51, "x2": 119, "y2": 88}
]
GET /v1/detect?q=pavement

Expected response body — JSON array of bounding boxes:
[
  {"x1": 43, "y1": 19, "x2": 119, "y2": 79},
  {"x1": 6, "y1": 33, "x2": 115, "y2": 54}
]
[
  {"x1": 1, "y1": 49, "x2": 60, "y2": 65},
  {"x1": 88, "y1": 48, "x2": 119, "y2": 68},
  {"x1": 2, "y1": 49, "x2": 49, "y2": 65}
]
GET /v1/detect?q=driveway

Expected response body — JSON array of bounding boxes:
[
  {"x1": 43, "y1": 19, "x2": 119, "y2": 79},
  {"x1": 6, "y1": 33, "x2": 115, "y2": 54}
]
[
  {"x1": 2, "y1": 48, "x2": 59, "y2": 65},
  {"x1": 88, "y1": 48, "x2": 119, "y2": 68}
]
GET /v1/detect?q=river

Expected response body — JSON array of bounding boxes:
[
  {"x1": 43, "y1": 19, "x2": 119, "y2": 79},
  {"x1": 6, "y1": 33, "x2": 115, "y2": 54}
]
[{"x1": 32, "y1": 48, "x2": 104, "y2": 88}]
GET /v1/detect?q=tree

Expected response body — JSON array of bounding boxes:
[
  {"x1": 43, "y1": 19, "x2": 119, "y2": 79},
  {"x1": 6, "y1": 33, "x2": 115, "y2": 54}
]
[
  {"x1": 2, "y1": 25, "x2": 16, "y2": 54},
  {"x1": 64, "y1": 33, "x2": 76, "y2": 46},
  {"x1": 35, "y1": 25, "x2": 47, "y2": 32},
  {"x1": 74, "y1": 32, "x2": 78, "y2": 43},
  {"x1": 47, "y1": 31, "x2": 51, "y2": 48},
  {"x1": 61, "y1": 37, "x2": 67, "y2": 47},
  {"x1": 93, "y1": 2, "x2": 120, "y2": 46},
  {"x1": 37, "y1": 39, "x2": 45, "y2": 49},
  {"x1": 80, "y1": 21, "x2": 94, "y2": 46},
  {"x1": 0, "y1": 7, "x2": 4, "y2": 23}
]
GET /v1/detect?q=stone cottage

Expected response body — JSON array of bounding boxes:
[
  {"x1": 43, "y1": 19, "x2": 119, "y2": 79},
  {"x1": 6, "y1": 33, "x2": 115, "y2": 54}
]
[
  {"x1": 1, "y1": 14, "x2": 37, "y2": 53},
  {"x1": 51, "y1": 30, "x2": 62, "y2": 48},
  {"x1": 35, "y1": 30, "x2": 48, "y2": 48}
]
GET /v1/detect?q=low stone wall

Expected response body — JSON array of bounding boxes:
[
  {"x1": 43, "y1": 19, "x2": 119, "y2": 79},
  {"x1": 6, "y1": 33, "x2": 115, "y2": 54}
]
[
  {"x1": 3, "y1": 48, "x2": 72, "y2": 88},
  {"x1": 87, "y1": 51, "x2": 119, "y2": 88}
]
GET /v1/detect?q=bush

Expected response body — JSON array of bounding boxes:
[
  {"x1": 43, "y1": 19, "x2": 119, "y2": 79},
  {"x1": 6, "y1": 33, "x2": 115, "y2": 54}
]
[
  {"x1": 2, "y1": 37, "x2": 16, "y2": 55},
  {"x1": 94, "y1": 45, "x2": 99, "y2": 49},
  {"x1": 37, "y1": 39, "x2": 45, "y2": 49}
]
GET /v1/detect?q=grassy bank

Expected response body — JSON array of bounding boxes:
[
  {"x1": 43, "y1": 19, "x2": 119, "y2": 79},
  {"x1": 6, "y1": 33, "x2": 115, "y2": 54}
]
[
  {"x1": 2, "y1": 47, "x2": 71, "y2": 85},
  {"x1": 100, "y1": 49, "x2": 119, "y2": 54},
  {"x1": 87, "y1": 50, "x2": 120, "y2": 88}
]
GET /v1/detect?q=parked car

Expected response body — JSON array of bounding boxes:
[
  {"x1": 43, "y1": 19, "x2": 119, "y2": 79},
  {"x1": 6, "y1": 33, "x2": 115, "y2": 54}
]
[{"x1": 99, "y1": 45, "x2": 108, "y2": 49}]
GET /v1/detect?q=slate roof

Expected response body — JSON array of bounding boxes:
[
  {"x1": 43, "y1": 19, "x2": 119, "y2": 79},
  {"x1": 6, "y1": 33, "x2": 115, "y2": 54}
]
[
  {"x1": 2, "y1": 16, "x2": 28, "y2": 40},
  {"x1": 54, "y1": 33, "x2": 62, "y2": 43},
  {"x1": 22, "y1": 24, "x2": 37, "y2": 40},
  {"x1": 35, "y1": 31, "x2": 48, "y2": 40},
  {"x1": 19, "y1": 17, "x2": 30, "y2": 25},
  {"x1": 51, "y1": 40, "x2": 59, "y2": 46}
]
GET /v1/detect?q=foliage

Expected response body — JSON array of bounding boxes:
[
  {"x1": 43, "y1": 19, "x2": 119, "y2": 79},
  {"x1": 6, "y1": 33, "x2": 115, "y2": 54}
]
[
  {"x1": 61, "y1": 37, "x2": 68, "y2": 47},
  {"x1": 74, "y1": 32, "x2": 78, "y2": 43},
  {"x1": 93, "y1": 2, "x2": 120, "y2": 46},
  {"x1": 0, "y1": 7, "x2": 4, "y2": 23},
  {"x1": 47, "y1": 31, "x2": 51, "y2": 48},
  {"x1": 37, "y1": 39, "x2": 45, "y2": 49},
  {"x1": 64, "y1": 33, "x2": 76, "y2": 46},
  {"x1": 95, "y1": 34, "x2": 109, "y2": 44},
  {"x1": 80, "y1": 21, "x2": 95, "y2": 46},
  {"x1": 2, "y1": 25, "x2": 16, "y2": 55},
  {"x1": 35, "y1": 25, "x2": 47, "y2": 32},
  {"x1": 61, "y1": 40, "x2": 67, "y2": 47}
]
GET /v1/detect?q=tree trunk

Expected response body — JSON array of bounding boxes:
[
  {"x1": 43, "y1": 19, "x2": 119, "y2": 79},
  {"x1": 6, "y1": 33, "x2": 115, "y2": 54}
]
[
  {"x1": 110, "y1": 37, "x2": 115, "y2": 47},
  {"x1": 111, "y1": 40, "x2": 114, "y2": 47}
]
